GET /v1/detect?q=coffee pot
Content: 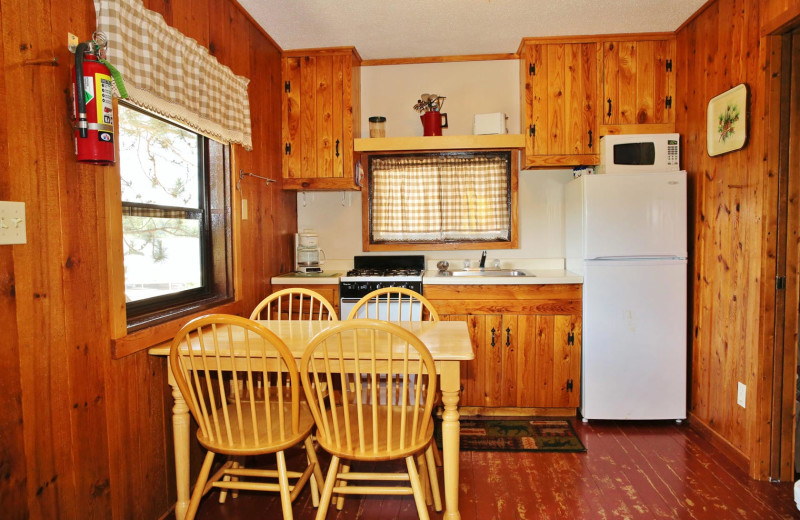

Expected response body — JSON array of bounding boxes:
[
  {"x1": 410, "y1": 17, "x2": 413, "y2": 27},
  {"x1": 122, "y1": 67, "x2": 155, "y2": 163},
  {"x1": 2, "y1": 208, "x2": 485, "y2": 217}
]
[{"x1": 294, "y1": 230, "x2": 326, "y2": 273}]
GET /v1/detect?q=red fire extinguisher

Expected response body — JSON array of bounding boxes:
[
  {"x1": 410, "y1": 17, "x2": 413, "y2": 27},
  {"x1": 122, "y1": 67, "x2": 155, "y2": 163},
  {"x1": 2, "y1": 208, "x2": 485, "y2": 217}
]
[{"x1": 72, "y1": 40, "x2": 115, "y2": 164}]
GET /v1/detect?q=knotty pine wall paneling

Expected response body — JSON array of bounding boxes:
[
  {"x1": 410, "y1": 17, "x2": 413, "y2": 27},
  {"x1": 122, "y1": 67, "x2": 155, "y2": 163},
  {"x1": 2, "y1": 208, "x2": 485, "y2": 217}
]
[
  {"x1": 0, "y1": 0, "x2": 293, "y2": 517},
  {"x1": 0, "y1": 1, "x2": 28, "y2": 516},
  {"x1": 676, "y1": 0, "x2": 800, "y2": 480}
]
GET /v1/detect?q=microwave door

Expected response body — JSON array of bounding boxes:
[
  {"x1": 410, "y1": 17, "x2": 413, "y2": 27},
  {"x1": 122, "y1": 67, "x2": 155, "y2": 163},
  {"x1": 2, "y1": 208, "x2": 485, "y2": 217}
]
[{"x1": 614, "y1": 142, "x2": 656, "y2": 166}]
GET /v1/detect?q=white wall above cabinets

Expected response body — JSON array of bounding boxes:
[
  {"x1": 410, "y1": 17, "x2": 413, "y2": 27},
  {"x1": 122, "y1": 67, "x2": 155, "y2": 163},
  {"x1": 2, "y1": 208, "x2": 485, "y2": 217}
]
[
  {"x1": 296, "y1": 169, "x2": 573, "y2": 261},
  {"x1": 360, "y1": 60, "x2": 520, "y2": 138}
]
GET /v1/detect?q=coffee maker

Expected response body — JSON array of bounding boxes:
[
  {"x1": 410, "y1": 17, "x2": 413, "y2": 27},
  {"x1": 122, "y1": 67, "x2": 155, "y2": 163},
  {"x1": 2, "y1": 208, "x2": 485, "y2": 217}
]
[{"x1": 294, "y1": 230, "x2": 326, "y2": 273}]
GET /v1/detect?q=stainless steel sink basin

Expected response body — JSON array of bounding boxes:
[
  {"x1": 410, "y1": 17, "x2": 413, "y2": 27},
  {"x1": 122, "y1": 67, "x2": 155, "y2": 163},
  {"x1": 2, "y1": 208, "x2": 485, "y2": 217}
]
[{"x1": 438, "y1": 269, "x2": 529, "y2": 277}]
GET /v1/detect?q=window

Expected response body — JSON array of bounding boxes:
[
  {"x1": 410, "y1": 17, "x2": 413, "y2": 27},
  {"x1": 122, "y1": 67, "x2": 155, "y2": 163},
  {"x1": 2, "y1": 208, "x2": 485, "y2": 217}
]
[
  {"x1": 365, "y1": 151, "x2": 518, "y2": 250},
  {"x1": 119, "y1": 104, "x2": 232, "y2": 329}
]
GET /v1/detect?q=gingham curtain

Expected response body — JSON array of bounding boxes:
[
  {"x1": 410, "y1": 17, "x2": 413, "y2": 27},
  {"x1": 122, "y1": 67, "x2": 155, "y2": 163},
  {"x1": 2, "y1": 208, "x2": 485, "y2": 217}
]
[
  {"x1": 94, "y1": 0, "x2": 252, "y2": 149},
  {"x1": 371, "y1": 154, "x2": 510, "y2": 242}
]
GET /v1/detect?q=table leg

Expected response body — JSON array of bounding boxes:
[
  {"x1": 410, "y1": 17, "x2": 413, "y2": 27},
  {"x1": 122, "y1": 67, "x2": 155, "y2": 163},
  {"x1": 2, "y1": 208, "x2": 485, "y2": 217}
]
[
  {"x1": 440, "y1": 361, "x2": 461, "y2": 520},
  {"x1": 168, "y1": 364, "x2": 191, "y2": 520}
]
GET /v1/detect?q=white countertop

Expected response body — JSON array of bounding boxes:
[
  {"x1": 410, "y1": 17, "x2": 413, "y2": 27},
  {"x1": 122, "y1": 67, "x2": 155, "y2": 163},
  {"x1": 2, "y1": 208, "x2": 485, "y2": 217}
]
[
  {"x1": 272, "y1": 269, "x2": 582, "y2": 285},
  {"x1": 421, "y1": 269, "x2": 583, "y2": 285},
  {"x1": 272, "y1": 272, "x2": 343, "y2": 285}
]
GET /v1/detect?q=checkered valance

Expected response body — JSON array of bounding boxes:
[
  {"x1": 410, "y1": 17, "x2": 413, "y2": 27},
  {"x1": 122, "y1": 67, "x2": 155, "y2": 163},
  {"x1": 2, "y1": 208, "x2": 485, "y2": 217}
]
[
  {"x1": 94, "y1": 0, "x2": 252, "y2": 149},
  {"x1": 370, "y1": 154, "x2": 510, "y2": 242}
]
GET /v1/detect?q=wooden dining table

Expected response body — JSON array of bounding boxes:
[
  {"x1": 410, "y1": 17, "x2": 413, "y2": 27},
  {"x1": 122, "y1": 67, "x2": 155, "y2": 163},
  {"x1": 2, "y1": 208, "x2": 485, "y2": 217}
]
[{"x1": 149, "y1": 319, "x2": 474, "y2": 520}]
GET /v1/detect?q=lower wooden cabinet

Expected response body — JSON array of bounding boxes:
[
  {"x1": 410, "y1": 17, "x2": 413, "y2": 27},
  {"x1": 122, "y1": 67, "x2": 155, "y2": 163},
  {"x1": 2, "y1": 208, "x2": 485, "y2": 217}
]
[{"x1": 426, "y1": 284, "x2": 582, "y2": 411}]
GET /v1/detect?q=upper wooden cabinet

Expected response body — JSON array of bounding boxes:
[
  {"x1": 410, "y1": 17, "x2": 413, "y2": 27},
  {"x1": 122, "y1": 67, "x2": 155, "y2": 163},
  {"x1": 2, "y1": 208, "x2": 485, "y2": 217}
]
[
  {"x1": 518, "y1": 35, "x2": 677, "y2": 168},
  {"x1": 601, "y1": 39, "x2": 676, "y2": 131},
  {"x1": 519, "y1": 42, "x2": 598, "y2": 168},
  {"x1": 282, "y1": 48, "x2": 362, "y2": 190}
]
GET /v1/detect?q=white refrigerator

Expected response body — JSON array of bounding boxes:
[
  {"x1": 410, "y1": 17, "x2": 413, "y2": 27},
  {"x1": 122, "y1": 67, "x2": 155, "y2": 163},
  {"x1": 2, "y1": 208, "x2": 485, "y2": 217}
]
[{"x1": 565, "y1": 171, "x2": 687, "y2": 420}]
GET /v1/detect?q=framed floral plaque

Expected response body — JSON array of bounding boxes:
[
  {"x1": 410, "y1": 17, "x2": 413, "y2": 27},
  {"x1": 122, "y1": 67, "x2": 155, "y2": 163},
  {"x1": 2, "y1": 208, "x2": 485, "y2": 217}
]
[{"x1": 707, "y1": 83, "x2": 748, "y2": 157}]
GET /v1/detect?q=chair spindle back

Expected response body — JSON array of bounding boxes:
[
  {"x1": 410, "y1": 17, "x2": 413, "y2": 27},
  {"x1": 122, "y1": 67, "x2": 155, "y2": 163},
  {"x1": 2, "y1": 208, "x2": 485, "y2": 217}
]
[
  {"x1": 170, "y1": 314, "x2": 301, "y2": 451},
  {"x1": 300, "y1": 320, "x2": 437, "y2": 457},
  {"x1": 251, "y1": 288, "x2": 338, "y2": 322},
  {"x1": 346, "y1": 287, "x2": 439, "y2": 322}
]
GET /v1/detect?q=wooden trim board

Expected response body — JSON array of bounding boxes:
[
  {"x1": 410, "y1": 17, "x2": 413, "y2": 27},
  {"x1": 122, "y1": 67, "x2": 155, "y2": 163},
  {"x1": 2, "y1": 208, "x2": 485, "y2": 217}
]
[{"x1": 355, "y1": 135, "x2": 525, "y2": 152}]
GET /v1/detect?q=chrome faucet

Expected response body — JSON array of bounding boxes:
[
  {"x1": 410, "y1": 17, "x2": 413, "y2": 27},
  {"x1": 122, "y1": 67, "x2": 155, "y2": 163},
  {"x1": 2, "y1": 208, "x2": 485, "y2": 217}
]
[{"x1": 479, "y1": 250, "x2": 487, "y2": 268}]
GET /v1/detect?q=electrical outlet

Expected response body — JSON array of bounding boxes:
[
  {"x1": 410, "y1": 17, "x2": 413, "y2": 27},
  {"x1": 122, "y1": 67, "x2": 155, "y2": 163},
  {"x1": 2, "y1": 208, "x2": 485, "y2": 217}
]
[
  {"x1": 0, "y1": 201, "x2": 26, "y2": 245},
  {"x1": 737, "y1": 382, "x2": 746, "y2": 408},
  {"x1": 241, "y1": 198, "x2": 248, "y2": 220}
]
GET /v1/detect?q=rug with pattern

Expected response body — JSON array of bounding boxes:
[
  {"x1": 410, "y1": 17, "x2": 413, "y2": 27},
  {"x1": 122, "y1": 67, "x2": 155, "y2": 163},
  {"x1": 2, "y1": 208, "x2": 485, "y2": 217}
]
[{"x1": 434, "y1": 418, "x2": 586, "y2": 452}]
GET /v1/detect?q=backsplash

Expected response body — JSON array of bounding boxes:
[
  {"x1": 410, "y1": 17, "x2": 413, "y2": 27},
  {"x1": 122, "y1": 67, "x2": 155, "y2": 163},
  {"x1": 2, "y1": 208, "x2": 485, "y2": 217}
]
[{"x1": 296, "y1": 169, "x2": 573, "y2": 261}]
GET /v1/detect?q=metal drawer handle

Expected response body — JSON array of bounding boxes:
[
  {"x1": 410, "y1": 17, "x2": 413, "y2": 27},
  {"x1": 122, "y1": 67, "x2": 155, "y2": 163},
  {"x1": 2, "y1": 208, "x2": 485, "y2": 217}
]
[
  {"x1": 506, "y1": 327, "x2": 511, "y2": 347},
  {"x1": 490, "y1": 328, "x2": 496, "y2": 347}
]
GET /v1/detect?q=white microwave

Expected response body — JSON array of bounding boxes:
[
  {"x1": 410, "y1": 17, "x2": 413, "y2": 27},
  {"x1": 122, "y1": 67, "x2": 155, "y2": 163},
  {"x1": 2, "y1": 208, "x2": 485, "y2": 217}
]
[{"x1": 597, "y1": 133, "x2": 680, "y2": 174}]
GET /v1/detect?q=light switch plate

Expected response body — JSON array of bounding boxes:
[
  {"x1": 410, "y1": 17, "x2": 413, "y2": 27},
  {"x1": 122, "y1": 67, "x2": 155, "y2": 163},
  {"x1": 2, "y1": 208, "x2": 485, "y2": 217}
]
[
  {"x1": 0, "y1": 201, "x2": 26, "y2": 245},
  {"x1": 737, "y1": 382, "x2": 746, "y2": 408},
  {"x1": 241, "y1": 198, "x2": 248, "y2": 220}
]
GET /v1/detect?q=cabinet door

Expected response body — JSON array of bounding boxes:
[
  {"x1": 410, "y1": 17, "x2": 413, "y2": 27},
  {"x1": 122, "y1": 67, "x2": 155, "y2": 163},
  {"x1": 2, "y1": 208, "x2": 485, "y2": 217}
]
[
  {"x1": 602, "y1": 39, "x2": 675, "y2": 127},
  {"x1": 520, "y1": 42, "x2": 598, "y2": 167},
  {"x1": 517, "y1": 315, "x2": 554, "y2": 407},
  {"x1": 483, "y1": 314, "x2": 504, "y2": 407},
  {"x1": 500, "y1": 315, "x2": 518, "y2": 406},
  {"x1": 282, "y1": 56, "x2": 307, "y2": 181},
  {"x1": 516, "y1": 314, "x2": 581, "y2": 407},
  {"x1": 552, "y1": 315, "x2": 581, "y2": 407},
  {"x1": 282, "y1": 52, "x2": 358, "y2": 190}
]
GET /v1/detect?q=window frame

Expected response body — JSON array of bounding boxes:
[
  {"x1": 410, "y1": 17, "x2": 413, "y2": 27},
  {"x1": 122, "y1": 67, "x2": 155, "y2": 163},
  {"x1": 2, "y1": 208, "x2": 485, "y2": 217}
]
[
  {"x1": 361, "y1": 149, "x2": 520, "y2": 251},
  {"x1": 117, "y1": 102, "x2": 234, "y2": 332}
]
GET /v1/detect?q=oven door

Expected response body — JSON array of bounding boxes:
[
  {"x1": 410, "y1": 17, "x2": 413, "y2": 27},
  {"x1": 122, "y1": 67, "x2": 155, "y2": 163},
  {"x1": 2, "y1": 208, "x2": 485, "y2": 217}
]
[{"x1": 340, "y1": 297, "x2": 422, "y2": 321}]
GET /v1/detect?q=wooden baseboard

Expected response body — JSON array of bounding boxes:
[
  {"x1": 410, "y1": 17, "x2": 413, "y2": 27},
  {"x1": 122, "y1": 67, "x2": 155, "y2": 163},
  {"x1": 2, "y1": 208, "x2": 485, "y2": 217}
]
[
  {"x1": 454, "y1": 406, "x2": 578, "y2": 418},
  {"x1": 688, "y1": 411, "x2": 750, "y2": 472}
]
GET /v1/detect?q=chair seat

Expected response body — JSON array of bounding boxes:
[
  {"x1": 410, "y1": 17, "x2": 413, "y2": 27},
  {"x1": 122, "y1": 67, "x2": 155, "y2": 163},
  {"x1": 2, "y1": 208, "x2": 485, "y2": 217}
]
[
  {"x1": 317, "y1": 404, "x2": 434, "y2": 461},
  {"x1": 197, "y1": 400, "x2": 315, "y2": 455}
]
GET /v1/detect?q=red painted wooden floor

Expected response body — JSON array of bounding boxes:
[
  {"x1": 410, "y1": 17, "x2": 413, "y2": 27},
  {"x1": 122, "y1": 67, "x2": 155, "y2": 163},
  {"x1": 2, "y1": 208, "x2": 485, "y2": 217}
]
[{"x1": 180, "y1": 420, "x2": 800, "y2": 520}]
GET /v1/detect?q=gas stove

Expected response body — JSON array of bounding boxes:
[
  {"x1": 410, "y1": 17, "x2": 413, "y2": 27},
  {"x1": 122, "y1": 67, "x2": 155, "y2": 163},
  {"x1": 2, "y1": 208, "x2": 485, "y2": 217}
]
[{"x1": 339, "y1": 255, "x2": 425, "y2": 298}]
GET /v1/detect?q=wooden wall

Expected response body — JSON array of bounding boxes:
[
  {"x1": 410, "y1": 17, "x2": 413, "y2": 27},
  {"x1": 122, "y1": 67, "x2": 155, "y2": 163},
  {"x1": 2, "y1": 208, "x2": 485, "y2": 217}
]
[
  {"x1": 676, "y1": 0, "x2": 800, "y2": 479},
  {"x1": 0, "y1": 0, "x2": 295, "y2": 518}
]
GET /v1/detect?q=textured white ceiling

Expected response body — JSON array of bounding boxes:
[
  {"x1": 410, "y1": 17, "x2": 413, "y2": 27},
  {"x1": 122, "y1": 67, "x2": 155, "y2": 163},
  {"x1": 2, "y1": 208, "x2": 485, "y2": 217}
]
[{"x1": 238, "y1": 0, "x2": 707, "y2": 60}]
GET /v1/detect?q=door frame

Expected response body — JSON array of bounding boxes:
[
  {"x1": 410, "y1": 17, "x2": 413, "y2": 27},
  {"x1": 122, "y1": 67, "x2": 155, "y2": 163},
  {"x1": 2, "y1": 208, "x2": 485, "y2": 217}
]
[{"x1": 761, "y1": 23, "x2": 800, "y2": 482}]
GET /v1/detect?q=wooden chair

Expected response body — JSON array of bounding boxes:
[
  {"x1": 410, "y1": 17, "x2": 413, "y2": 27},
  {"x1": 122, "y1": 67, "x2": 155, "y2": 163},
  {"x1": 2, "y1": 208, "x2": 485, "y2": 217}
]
[
  {"x1": 346, "y1": 287, "x2": 444, "y2": 507},
  {"x1": 345, "y1": 286, "x2": 438, "y2": 322},
  {"x1": 299, "y1": 319, "x2": 439, "y2": 520},
  {"x1": 251, "y1": 287, "x2": 338, "y2": 321},
  {"x1": 170, "y1": 314, "x2": 324, "y2": 519},
  {"x1": 251, "y1": 288, "x2": 337, "y2": 403}
]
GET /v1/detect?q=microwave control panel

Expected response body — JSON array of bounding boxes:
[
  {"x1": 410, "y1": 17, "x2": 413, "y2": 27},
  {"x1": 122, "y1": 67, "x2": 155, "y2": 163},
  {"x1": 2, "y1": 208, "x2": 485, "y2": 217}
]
[{"x1": 667, "y1": 139, "x2": 679, "y2": 167}]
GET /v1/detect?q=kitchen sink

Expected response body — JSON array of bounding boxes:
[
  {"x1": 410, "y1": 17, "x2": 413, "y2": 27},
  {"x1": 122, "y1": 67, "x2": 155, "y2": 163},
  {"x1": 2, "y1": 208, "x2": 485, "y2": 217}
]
[{"x1": 438, "y1": 269, "x2": 529, "y2": 277}]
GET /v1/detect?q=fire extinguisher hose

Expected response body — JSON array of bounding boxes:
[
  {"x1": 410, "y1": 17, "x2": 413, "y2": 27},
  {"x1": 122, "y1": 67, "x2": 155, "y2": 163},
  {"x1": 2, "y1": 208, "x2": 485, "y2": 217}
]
[{"x1": 74, "y1": 42, "x2": 90, "y2": 138}]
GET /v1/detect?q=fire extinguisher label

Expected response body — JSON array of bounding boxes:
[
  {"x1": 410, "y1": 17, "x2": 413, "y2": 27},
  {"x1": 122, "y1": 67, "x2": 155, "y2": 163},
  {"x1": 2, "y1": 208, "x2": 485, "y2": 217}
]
[
  {"x1": 83, "y1": 77, "x2": 95, "y2": 105},
  {"x1": 95, "y1": 73, "x2": 114, "y2": 127}
]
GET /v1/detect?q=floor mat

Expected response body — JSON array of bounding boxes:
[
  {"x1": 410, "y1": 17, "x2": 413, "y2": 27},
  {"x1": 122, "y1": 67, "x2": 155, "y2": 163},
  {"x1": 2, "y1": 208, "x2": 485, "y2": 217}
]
[{"x1": 434, "y1": 417, "x2": 587, "y2": 452}]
